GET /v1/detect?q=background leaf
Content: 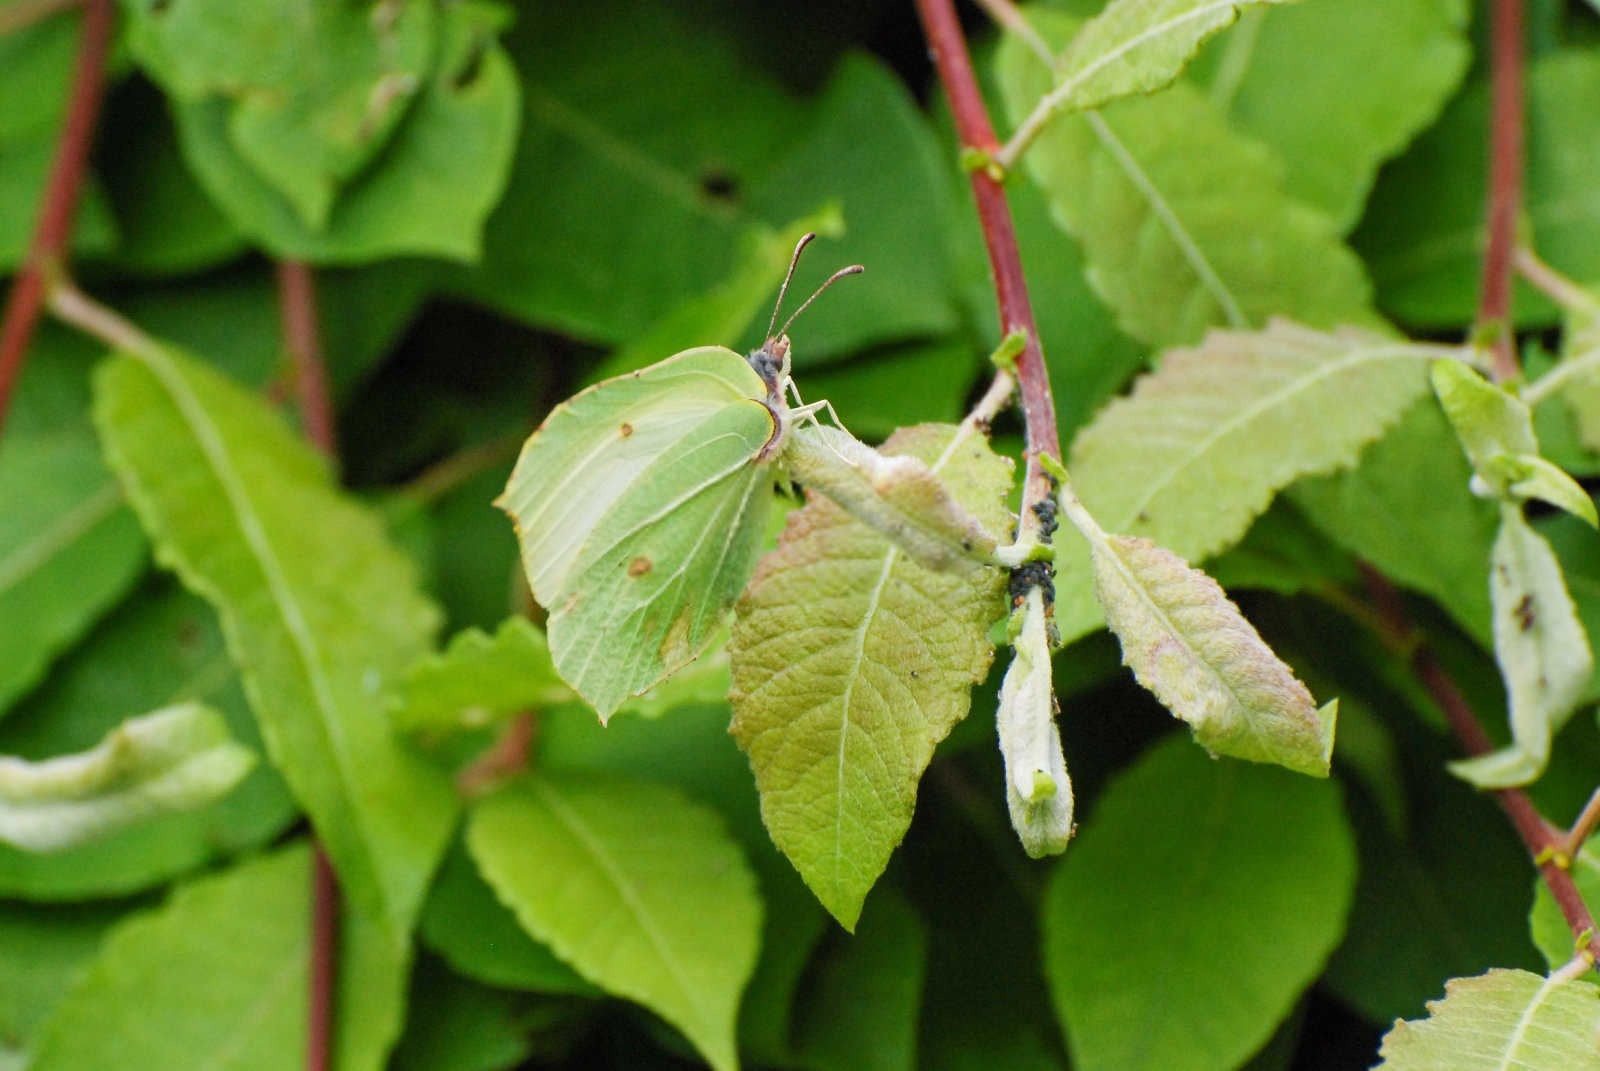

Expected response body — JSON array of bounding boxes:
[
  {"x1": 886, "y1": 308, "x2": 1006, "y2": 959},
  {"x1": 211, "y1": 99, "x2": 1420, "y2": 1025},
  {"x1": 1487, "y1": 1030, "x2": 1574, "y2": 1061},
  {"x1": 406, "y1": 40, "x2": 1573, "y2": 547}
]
[
  {"x1": 23, "y1": 842, "x2": 411, "y2": 1071},
  {"x1": 729, "y1": 424, "x2": 1012, "y2": 929},
  {"x1": 467, "y1": 773, "x2": 761, "y2": 1071},
  {"x1": 1042, "y1": 735, "x2": 1355, "y2": 1071},
  {"x1": 1376, "y1": 968, "x2": 1600, "y2": 1071},
  {"x1": 93, "y1": 343, "x2": 457, "y2": 933},
  {"x1": 0, "y1": 899, "x2": 127, "y2": 1064}
]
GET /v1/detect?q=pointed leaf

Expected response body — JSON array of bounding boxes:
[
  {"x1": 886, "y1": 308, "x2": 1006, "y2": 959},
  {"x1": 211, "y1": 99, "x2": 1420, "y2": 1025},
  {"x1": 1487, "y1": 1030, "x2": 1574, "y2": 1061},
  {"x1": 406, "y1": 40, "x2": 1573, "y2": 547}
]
[
  {"x1": 1430, "y1": 357, "x2": 1538, "y2": 489},
  {"x1": 1044, "y1": 735, "x2": 1355, "y2": 1071},
  {"x1": 1449, "y1": 507, "x2": 1592, "y2": 788},
  {"x1": 1037, "y1": 0, "x2": 1299, "y2": 117},
  {"x1": 999, "y1": 14, "x2": 1373, "y2": 350},
  {"x1": 996, "y1": 587, "x2": 1074, "y2": 858},
  {"x1": 1058, "y1": 481, "x2": 1333, "y2": 774},
  {"x1": 782, "y1": 424, "x2": 999, "y2": 572},
  {"x1": 1193, "y1": 0, "x2": 1470, "y2": 228},
  {"x1": 392, "y1": 617, "x2": 571, "y2": 735},
  {"x1": 729, "y1": 424, "x2": 1012, "y2": 928},
  {"x1": 1055, "y1": 320, "x2": 1445, "y2": 643},
  {"x1": 24, "y1": 843, "x2": 411, "y2": 1071},
  {"x1": 467, "y1": 774, "x2": 761, "y2": 1071},
  {"x1": 0, "y1": 703, "x2": 252, "y2": 854},
  {"x1": 1500, "y1": 454, "x2": 1599, "y2": 528},
  {"x1": 92, "y1": 344, "x2": 456, "y2": 933},
  {"x1": 1376, "y1": 969, "x2": 1600, "y2": 1071}
]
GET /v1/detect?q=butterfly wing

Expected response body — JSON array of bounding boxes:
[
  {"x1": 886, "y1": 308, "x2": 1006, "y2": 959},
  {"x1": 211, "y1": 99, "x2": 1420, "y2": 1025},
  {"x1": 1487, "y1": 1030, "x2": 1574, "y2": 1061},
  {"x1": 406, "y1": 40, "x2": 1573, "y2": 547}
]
[{"x1": 498, "y1": 346, "x2": 776, "y2": 718}]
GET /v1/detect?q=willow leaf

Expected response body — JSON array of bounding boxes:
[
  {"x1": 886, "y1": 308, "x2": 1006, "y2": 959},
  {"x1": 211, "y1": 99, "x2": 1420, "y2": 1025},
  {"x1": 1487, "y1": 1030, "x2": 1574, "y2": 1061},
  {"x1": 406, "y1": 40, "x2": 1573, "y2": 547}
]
[
  {"x1": 24, "y1": 842, "x2": 411, "y2": 1071},
  {"x1": 468, "y1": 774, "x2": 761, "y2": 1071},
  {"x1": 1377, "y1": 969, "x2": 1600, "y2": 1071},
  {"x1": 1058, "y1": 479, "x2": 1334, "y2": 775},
  {"x1": 999, "y1": 14, "x2": 1373, "y2": 350},
  {"x1": 729, "y1": 424, "x2": 1012, "y2": 929},
  {"x1": 1056, "y1": 321, "x2": 1445, "y2": 643},
  {"x1": 1449, "y1": 507, "x2": 1593, "y2": 789},
  {"x1": 92, "y1": 344, "x2": 456, "y2": 934},
  {"x1": 0, "y1": 703, "x2": 253, "y2": 854},
  {"x1": 1039, "y1": 0, "x2": 1299, "y2": 117}
]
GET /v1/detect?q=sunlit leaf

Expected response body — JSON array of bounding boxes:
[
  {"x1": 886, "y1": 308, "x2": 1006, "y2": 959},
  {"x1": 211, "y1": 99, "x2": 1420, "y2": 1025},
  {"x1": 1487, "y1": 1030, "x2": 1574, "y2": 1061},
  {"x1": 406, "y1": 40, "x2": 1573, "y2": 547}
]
[
  {"x1": 1376, "y1": 968, "x2": 1600, "y2": 1071},
  {"x1": 467, "y1": 773, "x2": 761, "y2": 1071},
  {"x1": 23, "y1": 842, "x2": 411, "y2": 1071},
  {"x1": 392, "y1": 617, "x2": 570, "y2": 736},
  {"x1": 93, "y1": 342, "x2": 457, "y2": 933},
  {"x1": 1449, "y1": 507, "x2": 1592, "y2": 789},
  {"x1": 998, "y1": 12, "x2": 1373, "y2": 350},
  {"x1": 0, "y1": 703, "x2": 252, "y2": 854},
  {"x1": 729, "y1": 424, "x2": 1012, "y2": 928},
  {"x1": 1044, "y1": 735, "x2": 1355, "y2": 1071}
]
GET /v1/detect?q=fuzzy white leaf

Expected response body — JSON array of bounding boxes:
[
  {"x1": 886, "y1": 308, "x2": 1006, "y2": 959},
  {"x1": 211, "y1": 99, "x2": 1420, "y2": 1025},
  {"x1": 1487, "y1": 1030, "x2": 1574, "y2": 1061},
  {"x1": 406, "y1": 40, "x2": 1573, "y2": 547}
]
[{"x1": 996, "y1": 587, "x2": 1074, "y2": 858}]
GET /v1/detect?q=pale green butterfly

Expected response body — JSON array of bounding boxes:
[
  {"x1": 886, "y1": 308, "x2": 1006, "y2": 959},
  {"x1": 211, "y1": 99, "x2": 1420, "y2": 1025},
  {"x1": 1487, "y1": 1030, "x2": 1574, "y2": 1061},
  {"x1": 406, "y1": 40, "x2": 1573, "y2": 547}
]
[{"x1": 497, "y1": 234, "x2": 862, "y2": 720}]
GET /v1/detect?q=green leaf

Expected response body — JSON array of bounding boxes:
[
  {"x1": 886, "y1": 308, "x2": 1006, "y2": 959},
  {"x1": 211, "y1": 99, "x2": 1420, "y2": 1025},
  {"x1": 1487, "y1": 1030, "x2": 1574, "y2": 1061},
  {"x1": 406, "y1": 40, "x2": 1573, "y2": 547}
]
[
  {"x1": 418, "y1": 838, "x2": 598, "y2": 997},
  {"x1": 160, "y1": 1, "x2": 518, "y2": 263},
  {"x1": 24, "y1": 842, "x2": 411, "y2": 1071},
  {"x1": 1055, "y1": 320, "x2": 1441, "y2": 644},
  {"x1": 1291, "y1": 398, "x2": 1497, "y2": 645},
  {"x1": 0, "y1": 586, "x2": 298, "y2": 899},
  {"x1": 393, "y1": 617, "x2": 570, "y2": 735},
  {"x1": 729, "y1": 424, "x2": 1012, "y2": 929},
  {"x1": 998, "y1": 13, "x2": 1374, "y2": 350},
  {"x1": 390, "y1": 960, "x2": 535, "y2": 1071},
  {"x1": 92, "y1": 343, "x2": 456, "y2": 933},
  {"x1": 1043, "y1": 735, "x2": 1355, "y2": 1071},
  {"x1": 1449, "y1": 507, "x2": 1593, "y2": 788},
  {"x1": 0, "y1": 899, "x2": 127, "y2": 1060},
  {"x1": 1027, "y1": 0, "x2": 1300, "y2": 118},
  {"x1": 0, "y1": 702, "x2": 253, "y2": 853},
  {"x1": 499, "y1": 347, "x2": 778, "y2": 720},
  {"x1": 1056, "y1": 479, "x2": 1335, "y2": 775},
  {"x1": 467, "y1": 773, "x2": 762, "y2": 1071},
  {"x1": 791, "y1": 890, "x2": 928, "y2": 1071},
  {"x1": 799, "y1": 337, "x2": 979, "y2": 441},
  {"x1": 1430, "y1": 358, "x2": 1537, "y2": 474},
  {"x1": 781, "y1": 424, "x2": 1000, "y2": 572},
  {"x1": 1191, "y1": 0, "x2": 1470, "y2": 228},
  {"x1": 124, "y1": 0, "x2": 435, "y2": 229},
  {"x1": 1357, "y1": 51, "x2": 1600, "y2": 329},
  {"x1": 1376, "y1": 968, "x2": 1600, "y2": 1071},
  {"x1": 996, "y1": 587, "x2": 1074, "y2": 858},
  {"x1": 1555, "y1": 310, "x2": 1600, "y2": 453},
  {"x1": 1532, "y1": 835, "x2": 1600, "y2": 969}
]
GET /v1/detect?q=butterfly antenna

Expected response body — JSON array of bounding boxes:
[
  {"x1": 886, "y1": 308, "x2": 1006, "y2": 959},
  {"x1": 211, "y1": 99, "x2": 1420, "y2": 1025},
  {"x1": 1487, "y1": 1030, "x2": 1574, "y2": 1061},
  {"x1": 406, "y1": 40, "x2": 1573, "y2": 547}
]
[
  {"x1": 767, "y1": 232, "x2": 818, "y2": 342},
  {"x1": 776, "y1": 264, "x2": 864, "y2": 340}
]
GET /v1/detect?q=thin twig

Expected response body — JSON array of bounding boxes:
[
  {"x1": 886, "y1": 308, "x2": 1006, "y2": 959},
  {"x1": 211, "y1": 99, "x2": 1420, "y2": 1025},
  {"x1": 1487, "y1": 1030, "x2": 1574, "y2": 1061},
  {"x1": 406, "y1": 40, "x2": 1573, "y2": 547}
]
[
  {"x1": 306, "y1": 848, "x2": 339, "y2": 1071},
  {"x1": 1515, "y1": 247, "x2": 1600, "y2": 318},
  {"x1": 0, "y1": 0, "x2": 81, "y2": 37},
  {"x1": 1522, "y1": 345, "x2": 1600, "y2": 408},
  {"x1": 915, "y1": 0, "x2": 1061, "y2": 556},
  {"x1": 276, "y1": 261, "x2": 338, "y2": 456},
  {"x1": 49, "y1": 280, "x2": 163, "y2": 357},
  {"x1": 1477, "y1": 0, "x2": 1525, "y2": 383},
  {"x1": 1360, "y1": 566, "x2": 1600, "y2": 966},
  {"x1": 456, "y1": 713, "x2": 538, "y2": 799},
  {"x1": 972, "y1": 0, "x2": 1053, "y2": 68},
  {"x1": 0, "y1": 0, "x2": 112, "y2": 436},
  {"x1": 1556, "y1": 787, "x2": 1600, "y2": 864}
]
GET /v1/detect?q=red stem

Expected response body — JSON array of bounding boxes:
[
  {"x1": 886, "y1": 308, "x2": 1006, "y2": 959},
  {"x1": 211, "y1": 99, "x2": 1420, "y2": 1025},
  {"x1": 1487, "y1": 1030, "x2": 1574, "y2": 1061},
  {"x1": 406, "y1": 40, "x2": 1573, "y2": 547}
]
[
  {"x1": 1361, "y1": 567, "x2": 1600, "y2": 962},
  {"x1": 276, "y1": 260, "x2": 341, "y2": 1067},
  {"x1": 914, "y1": 0, "x2": 1061, "y2": 506},
  {"x1": 276, "y1": 261, "x2": 338, "y2": 455},
  {"x1": 1478, "y1": 0, "x2": 1524, "y2": 383},
  {"x1": 306, "y1": 847, "x2": 340, "y2": 1071},
  {"x1": 0, "y1": 0, "x2": 113, "y2": 436}
]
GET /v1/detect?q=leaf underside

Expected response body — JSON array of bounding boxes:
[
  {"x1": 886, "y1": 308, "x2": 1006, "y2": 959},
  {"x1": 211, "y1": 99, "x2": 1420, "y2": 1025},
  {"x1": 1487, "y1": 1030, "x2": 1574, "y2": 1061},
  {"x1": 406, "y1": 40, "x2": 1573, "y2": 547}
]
[{"x1": 1376, "y1": 969, "x2": 1600, "y2": 1071}]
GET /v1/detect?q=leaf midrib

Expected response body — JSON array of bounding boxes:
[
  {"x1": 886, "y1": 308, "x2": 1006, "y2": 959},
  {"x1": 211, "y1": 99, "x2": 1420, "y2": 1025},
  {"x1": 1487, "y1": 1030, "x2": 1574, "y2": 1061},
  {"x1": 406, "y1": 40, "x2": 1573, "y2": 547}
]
[
  {"x1": 126, "y1": 351, "x2": 388, "y2": 923},
  {"x1": 1059, "y1": 0, "x2": 1257, "y2": 103},
  {"x1": 0, "y1": 481, "x2": 125, "y2": 599}
]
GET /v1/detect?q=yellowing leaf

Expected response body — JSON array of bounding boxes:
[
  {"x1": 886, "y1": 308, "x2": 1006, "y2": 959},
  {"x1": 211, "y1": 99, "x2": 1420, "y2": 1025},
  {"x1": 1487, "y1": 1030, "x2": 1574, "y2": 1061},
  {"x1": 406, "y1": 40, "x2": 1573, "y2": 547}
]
[
  {"x1": 1377, "y1": 968, "x2": 1600, "y2": 1071},
  {"x1": 729, "y1": 424, "x2": 1012, "y2": 928},
  {"x1": 1057, "y1": 321, "x2": 1446, "y2": 643},
  {"x1": 467, "y1": 774, "x2": 761, "y2": 1071},
  {"x1": 93, "y1": 344, "x2": 457, "y2": 934},
  {"x1": 0, "y1": 703, "x2": 253, "y2": 853}
]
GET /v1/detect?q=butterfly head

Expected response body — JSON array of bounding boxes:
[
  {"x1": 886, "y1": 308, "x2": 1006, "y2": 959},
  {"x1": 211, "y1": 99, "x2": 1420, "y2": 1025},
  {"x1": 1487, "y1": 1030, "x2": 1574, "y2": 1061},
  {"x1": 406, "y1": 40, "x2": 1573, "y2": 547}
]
[{"x1": 749, "y1": 232, "x2": 862, "y2": 409}]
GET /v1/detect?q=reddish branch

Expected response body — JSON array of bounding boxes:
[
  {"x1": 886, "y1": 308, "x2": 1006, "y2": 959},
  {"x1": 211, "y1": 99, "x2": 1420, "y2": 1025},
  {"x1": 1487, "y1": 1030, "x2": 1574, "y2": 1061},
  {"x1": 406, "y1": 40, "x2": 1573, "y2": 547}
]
[
  {"x1": 1362, "y1": 567, "x2": 1600, "y2": 964},
  {"x1": 914, "y1": 0, "x2": 1061, "y2": 524},
  {"x1": 275, "y1": 260, "x2": 341, "y2": 1069},
  {"x1": 0, "y1": 0, "x2": 113, "y2": 435},
  {"x1": 1478, "y1": 0, "x2": 1525, "y2": 383}
]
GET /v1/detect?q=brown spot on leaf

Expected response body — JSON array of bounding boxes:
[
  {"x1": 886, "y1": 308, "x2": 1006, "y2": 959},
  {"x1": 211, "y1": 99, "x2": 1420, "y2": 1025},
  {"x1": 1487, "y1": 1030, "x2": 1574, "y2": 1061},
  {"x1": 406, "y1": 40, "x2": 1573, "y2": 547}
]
[
  {"x1": 1514, "y1": 593, "x2": 1536, "y2": 633},
  {"x1": 628, "y1": 556, "x2": 652, "y2": 577},
  {"x1": 619, "y1": 422, "x2": 633, "y2": 438}
]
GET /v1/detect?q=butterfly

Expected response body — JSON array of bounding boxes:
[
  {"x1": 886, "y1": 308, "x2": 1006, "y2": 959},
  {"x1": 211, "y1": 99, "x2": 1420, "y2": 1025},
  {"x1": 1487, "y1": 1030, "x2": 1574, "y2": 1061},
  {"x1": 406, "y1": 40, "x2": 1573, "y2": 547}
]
[{"x1": 497, "y1": 233, "x2": 861, "y2": 720}]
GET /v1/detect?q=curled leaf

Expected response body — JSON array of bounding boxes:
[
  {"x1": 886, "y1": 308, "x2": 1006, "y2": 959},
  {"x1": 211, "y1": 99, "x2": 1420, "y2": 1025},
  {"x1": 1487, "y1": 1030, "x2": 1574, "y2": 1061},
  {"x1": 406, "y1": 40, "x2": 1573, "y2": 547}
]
[
  {"x1": 781, "y1": 424, "x2": 999, "y2": 572},
  {"x1": 1449, "y1": 506, "x2": 1593, "y2": 789},
  {"x1": 996, "y1": 587, "x2": 1074, "y2": 858},
  {"x1": 0, "y1": 703, "x2": 254, "y2": 853}
]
